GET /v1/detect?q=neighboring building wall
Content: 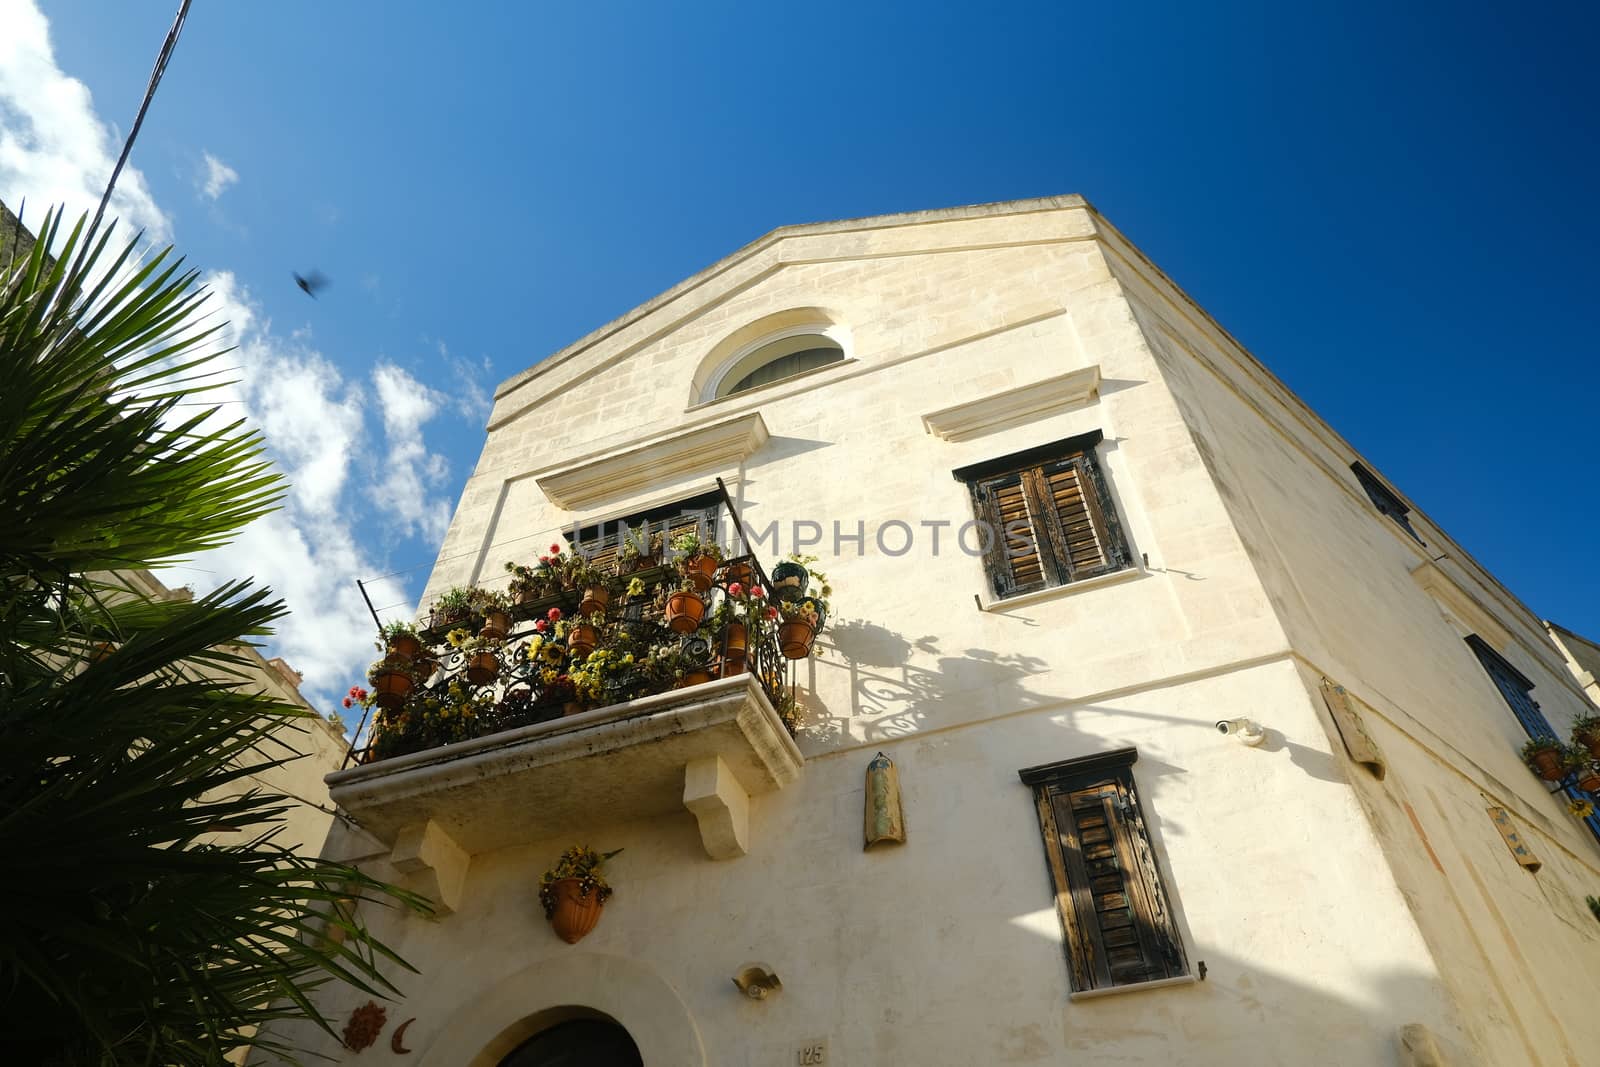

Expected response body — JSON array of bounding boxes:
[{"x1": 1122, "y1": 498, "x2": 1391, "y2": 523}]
[
  {"x1": 257, "y1": 199, "x2": 1562, "y2": 1065},
  {"x1": 1098, "y1": 220, "x2": 1600, "y2": 1065},
  {"x1": 123, "y1": 569, "x2": 347, "y2": 856}
]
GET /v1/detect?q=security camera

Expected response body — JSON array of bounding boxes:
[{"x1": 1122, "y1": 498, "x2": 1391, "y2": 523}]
[{"x1": 1215, "y1": 718, "x2": 1266, "y2": 746}]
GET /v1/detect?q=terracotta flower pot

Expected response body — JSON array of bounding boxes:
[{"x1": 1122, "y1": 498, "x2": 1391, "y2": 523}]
[
  {"x1": 579, "y1": 585, "x2": 611, "y2": 617},
  {"x1": 479, "y1": 610, "x2": 512, "y2": 642},
  {"x1": 723, "y1": 621, "x2": 748, "y2": 655},
  {"x1": 778, "y1": 619, "x2": 817, "y2": 659},
  {"x1": 723, "y1": 561, "x2": 753, "y2": 588},
  {"x1": 682, "y1": 554, "x2": 718, "y2": 593},
  {"x1": 665, "y1": 590, "x2": 706, "y2": 633},
  {"x1": 563, "y1": 701, "x2": 586, "y2": 717},
  {"x1": 1529, "y1": 748, "x2": 1565, "y2": 782},
  {"x1": 1579, "y1": 729, "x2": 1600, "y2": 761},
  {"x1": 370, "y1": 668, "x2": 414, "y2": 710},
  {"x1": 679, "y1": 668, "x2": 714, "y2": 688},
  {"x1": 414, "y1": 656, "x2": 438, "y2": 683},
  {"x1": 548, "y1": 878, "x2": 606, "y2": 944},
  {"x1": 515, "y1": 586, "x2": 540, "y2": 606},
  {"x1": 387, "y1": 634, "x2": 422, "y2": 661},
  {"x1": 90, "y1": 641, "x2": 117, "y2": 663},
  {"x1": 720, "y1": 656, "x2": 746, "y2": 678},
  {"x1": 622, "y1": 554, "x2": 657, "y2": 575},
  {"x1": 567, "y1": 625, "x2": 598, "y2": 659},
  {"x1": 1578, "y1": 770, "x2": 1600, "y2": 795},
  {"x1": 466, "y1": 651, "x2": 500, "y2": 685}
]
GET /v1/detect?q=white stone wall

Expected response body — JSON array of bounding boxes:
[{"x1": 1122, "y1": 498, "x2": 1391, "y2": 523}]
[{"x1": 280, "y1": 199, "x2": 1596, "y2": 1065}]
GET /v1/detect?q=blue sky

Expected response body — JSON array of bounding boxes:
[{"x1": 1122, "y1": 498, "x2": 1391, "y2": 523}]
[{"x1": 3, "y1": 1, "x2": 1596, "y2": 707}]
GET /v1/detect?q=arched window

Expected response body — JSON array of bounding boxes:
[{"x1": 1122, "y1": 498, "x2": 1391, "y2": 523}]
[
  {"x1": 712, "y1": 329, "x2": 845, "y2": 399},
  {"x1": 498, "y1": 1017, "x2": 643, "y2": 1067}
]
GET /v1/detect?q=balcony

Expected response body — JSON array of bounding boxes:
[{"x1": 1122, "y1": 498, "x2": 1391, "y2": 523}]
[{"x1": 331, "y1": 489, "x2": 827, "y2": 898}]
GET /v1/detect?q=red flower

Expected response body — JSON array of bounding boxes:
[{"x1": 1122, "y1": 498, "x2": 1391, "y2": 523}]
[
  {"x1": 727, "y1": 581, "x2": 743, "y2": 597},
  {"x1": 538, "y1": 555, "x2": 550, "y2": 565},
  {"x1": 342, "y1": 697, "x2": 353, "y2": 708},
  {"x1": 549, "y1": 543, "x2": 562, "y2": 555},
  {"x1": 355, "y1": 688, "x2": 368, "y2": 701},
  {"x1": 534, "y1": 619, "x2": 548, "y2": 633},
  {"x1": 348, "y1": 685, "x2": 361, "y2": 697},
  {"x1": 766, "y1": 606, "x2": 779, "y2": 620},
  {"x1": 750, "y1": 585, "x2": 765, "y2": 600},
  {"x1": 547, "y1": 607, "x2": 563, "y2": 621}
]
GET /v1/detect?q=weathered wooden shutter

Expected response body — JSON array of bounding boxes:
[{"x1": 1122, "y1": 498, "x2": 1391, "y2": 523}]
[
  {"x1": 1022, "y1": 751, "x2": 1187, "y2": 993},
  {"x1": 569, "y1": 499, "x2": 722, "y2": 572},
  {"x1": 972, "y1": 472, "x2": 1048, "y2": 598},
  {"x1": 1029, "y1": 457, "x2": 1123, "y2": 581}
]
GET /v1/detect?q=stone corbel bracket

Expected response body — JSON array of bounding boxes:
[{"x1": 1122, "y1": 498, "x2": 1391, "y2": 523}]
[{"x1": 391, "y1": 819, "x2": 470, "y2": 916}]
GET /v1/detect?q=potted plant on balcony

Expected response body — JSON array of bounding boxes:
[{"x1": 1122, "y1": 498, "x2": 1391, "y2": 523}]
[
  {"x1": 1576, "y1": 760, "x2": 1600, "y2": 796},
  {"x1": 564, "y1": 552, "x2": 613, "y2": 617},
  {"x1": 716, "y1": 580, "x2": 768, "y2": 675},
  {"x1": 617, "y1": 523, "x2": 662, "y2": 574},
  {"x1": 776, "y1": 563, "x2": 831, "y2": 659},
  {"x1": 769, "y1": 554, "x2": 812, "y2": 602},
  {"x1": 556, "y1": 609, "x2": 603, "y2": 660},
  {"x1": 430, "y1": 586, "x2": 475, "y2": 630},
  {"x1": 505, "y1": 557, "x2": 559, "y2": 605},
  {"x1": 448, "y1": 628, "x2": 504, "y2": 685},
  {"x1": 1521, "y1": 738, "x2": 1568, "y2": 782},
  {"x1": 1573, "y1": 714, "x2": 1600, "y2": 761},
  {"x1": 470, "y1": 588, "x2": 513, "y2": 641},
  {"x1": 380, "y1": 620, "x2": 423, "y2": 661},
  {"x1": 670, "y1": 529, "x2": 725, "y2": 593},
  {"x1": 367, "y1": 654, "x2": 418, "y2": 711},
  {"x1": 663, "y1": 578, "x2": 707, "y2": 634},
  {"x1": 539, "y1": 845, "x2": 622, "y2": 944}
]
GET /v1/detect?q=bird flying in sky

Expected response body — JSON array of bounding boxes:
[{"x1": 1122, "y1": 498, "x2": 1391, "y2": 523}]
[{"x1": 293, "y1": 270, "x2": 328, "y2": 298}]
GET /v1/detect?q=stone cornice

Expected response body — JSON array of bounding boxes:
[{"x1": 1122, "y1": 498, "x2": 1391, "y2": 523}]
[
  {"x1": 532, "y1": 411, "x2": 769, "y2": 511},
  {"x1": 921, "y1": 364, "x2": 1101, "y2": 441}
]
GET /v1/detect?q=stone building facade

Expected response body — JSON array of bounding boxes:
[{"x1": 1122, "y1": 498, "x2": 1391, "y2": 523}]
[{"x1": 282, "y1": 197, "x2": 1600, "y2": 1066}]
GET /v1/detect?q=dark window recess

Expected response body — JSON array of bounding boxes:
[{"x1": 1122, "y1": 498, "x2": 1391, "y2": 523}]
[
  {"x1": 1468, "y1": 635, "x2": 1600, "y2": 845},
  {"x1": 1351, "y1": 461, "x2": 1422, "y2": 544},
  {"x1": 564, "y1": 492, "x2": 723, "y2": 572},
  {"x1": 955, "y1": 430, "x2": 1131, "y2": 601},
  {"x1": 1019, "y1": 748, "x2": 1188, "y2": 992}
]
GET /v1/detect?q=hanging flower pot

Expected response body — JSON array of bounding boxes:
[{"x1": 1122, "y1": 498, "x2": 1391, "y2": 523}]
[
  {"x1": 539, "y1": 847, "x2": 619, "y2": 944},
  {"x1": 1522, "y1": 739, "x2": 1567, "y2": 782},
  {"x1": 414, "y1": 655, "x2": 438, "y2": 683},
  {"x1": 1576, "y1": 723, "x2": 1600, "y2": 761},
  {"x1": 679, "y1": 668, "x2": 714, "y2": 688},
  {"x1": 770, "y1": 560, "x2": 809, "y2": 602},
  {"x1": 1578, "y1": 765, "x2": 1600, "y2": 795},
  {"x1": 720, "y1": 656, "x2": 746, "y2": 678},
  {"x1": 778, "y1": 618, "x2": 817, "y2": 659},
  {"x1": 369, "y1": 670, "x2": 413, "y2": 710},
  {"x1": 479, "y1": 610, "x2": 512, "y2": 642},
  {"x1": 665, "y1": 589, "x2": 706, "y2": 633},
  {"x1": 722, "y1": 621, "x2": 748, "y2": 656},
  {"x1": 723, "y1": 560, "x2": 753, "y2": 588},
  {"x1": 567, "y1": 624, "x2": 598, "y2": 659},
  {"x1": 387, "y1": 633, "x2": 422, "y2": 661},
  {"x1": 682, "y1": 554, "x2": 718, "y2": 593},
  {"x1": 466, "y1": 650, "x2": 500, "y2": 685},
  {"x1": 578, "y1": 585, "x2": 611, "y2": 617}
]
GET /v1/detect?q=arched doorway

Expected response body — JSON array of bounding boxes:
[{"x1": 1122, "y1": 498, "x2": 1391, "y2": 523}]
[{"x1": 497, "y1": 1016, "x2": 643, "y2": 1067}]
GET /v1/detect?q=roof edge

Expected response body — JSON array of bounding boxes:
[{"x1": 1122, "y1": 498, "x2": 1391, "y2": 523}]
[{"x1": 493, "y1": 194, "x2": 1090, "y2": 402}]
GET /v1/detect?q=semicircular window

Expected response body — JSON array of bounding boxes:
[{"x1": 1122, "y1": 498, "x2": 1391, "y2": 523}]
[{"x1": 718, "y1": 334, "x2": 844, "y2": 398}]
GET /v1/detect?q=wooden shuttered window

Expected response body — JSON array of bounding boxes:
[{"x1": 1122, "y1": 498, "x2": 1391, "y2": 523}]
[
  {"x1": 1020, "y1": 749, "x2": 1187, "y2": 993},
  {"x1": 960, "y1": 431, "x2": 1129, "y2": 600}
]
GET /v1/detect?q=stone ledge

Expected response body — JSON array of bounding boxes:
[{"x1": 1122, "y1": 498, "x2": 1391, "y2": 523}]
[
  {"x1": 326, "y1": 675, "x2": 802, "y2": 860},
  {"x1": 532, "y1": 412, "x2": 769, "y2": 510},
  {"x1": 922, "y1": 364, "x2": 1101, "y2": 441}
]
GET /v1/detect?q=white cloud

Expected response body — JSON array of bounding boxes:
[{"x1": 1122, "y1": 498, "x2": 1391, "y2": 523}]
[
  {"x1": 0, "y1": 1, "x2": 468, "y2": 711},
  {"x1": 199, "y1": 151, "x2": 238, "y2": 200},
  {"x1": 0, "y1": 0, "x2": 169, "y2": 242},
  {"x1": 369, "y1": 362, "x2": 452, "y2": 542}
]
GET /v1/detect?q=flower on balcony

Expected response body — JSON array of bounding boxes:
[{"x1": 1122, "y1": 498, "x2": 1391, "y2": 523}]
[
  {"x1": 548, "y1": 607, "x2": 563, "y2": 622},
  {"x1": 1568, "y1": 797, "x2": 1596, "y2": 819}
]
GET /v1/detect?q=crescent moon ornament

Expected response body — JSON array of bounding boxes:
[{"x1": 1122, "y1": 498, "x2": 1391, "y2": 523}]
[{"x1": 391, "y1": 1017, "x2": 416, "y2": 1054}]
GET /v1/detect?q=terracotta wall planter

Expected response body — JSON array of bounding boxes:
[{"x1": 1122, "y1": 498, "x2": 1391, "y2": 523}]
[
  {"x1": 683, "y1": 554, "x2": 718, "y2": 593},
  {"x1": 779, "y1": 619, "x2": 817, "y2": 659},
  {"x1": 723, "y1": 621, "x2": 748, "y2": 655},
  {"x1": 388, "y1": 634, "x2": 422, "y2": 660},
  {"x1": 466, "y1": 651, "x2": 500, "y2": 685},
  {"x1": 480, "y1": 611, "x2": 512, "y2": 642},
  {"x1": 665, "y1": 590, "x2": 706, "y2": 633},
  {"x1": 579, "y1": 586, "x2": 611, "y2": 617},
  {"x1": 1529, "y1": 748, "x2": 1565, "y2": 782},
  {"x1": 547, "y1": 878, "x2": 606, "y2": 944},
  {"x1": 723, "y1": 561, "x2": 753, "y2": 587},
  {"x1": 1579, "y1": 730, "x2": 1600, "y2": 761},
  {"x1": 370, "y1": 669, "x2": 414, "y2": 710},
  {"x1": 567, "y1": 625, "x2": 598, "y2": 659},
  {"x1": 1578, "y1": 769, "x2": 1600, "y2": 794}
]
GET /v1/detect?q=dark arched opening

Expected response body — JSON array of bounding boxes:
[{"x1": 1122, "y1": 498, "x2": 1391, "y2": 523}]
[{"x1": 496, "y1": 1016, "x2": 643, "y2": 1067}]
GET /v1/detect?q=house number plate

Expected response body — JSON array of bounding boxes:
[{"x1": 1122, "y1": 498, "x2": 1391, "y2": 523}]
[{"x1": 795, "y1": 1039, "x2": 827, "y2": 1064}]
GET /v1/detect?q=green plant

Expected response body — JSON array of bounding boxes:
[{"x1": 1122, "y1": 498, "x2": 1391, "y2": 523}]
[
  {"x1": 505, "y1": 558, "x2": 560, "y2": 600},
  {"x1": 562, "y1": 550, "x2": 611, "y2": 591},
  {"x1": 367, "y1": 652, "x2": 421, "y2": 684},
  {"x1": 617, "y1": 523, "x2": 662, "y2": 569},
  {"x1": 538, "y1": 845, "x2": 622, "y2": 917},
  {"x1": 670, "y1": 528, "x2": 725, "y2": 564},
  {"x1": 444, "y1": 626, "x2": 503, "y2": 656},
  {"x1": 0, "y1": 209, "x2": 425, "y2": 1065},
  {"x1": 469, "y1": 587, "x2": 511, "y2": 614},
  {"x1": 431, "y1": 585, "x2": 475, "y2": 623},
  {"x1": 1520, "y1": 737, "x2": 1563, "y2": 761},
  {"x1": 380, "y1": 619, "x2": 420, "y2": 644}
]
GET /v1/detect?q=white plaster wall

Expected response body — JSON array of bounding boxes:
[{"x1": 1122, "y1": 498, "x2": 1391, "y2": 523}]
[
  {"x1": 1098, "y1": 223, "x2": 1600, "y2": 1063},
  {"x1": 276, "y1": 199, "x2": 1600, "y2": 1064}
]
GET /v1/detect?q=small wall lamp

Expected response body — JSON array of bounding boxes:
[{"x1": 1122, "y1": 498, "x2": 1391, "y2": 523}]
[{"x1": 1215, "y1": 718, "x2": 1266, "y2": 747}]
